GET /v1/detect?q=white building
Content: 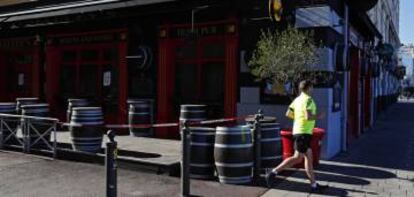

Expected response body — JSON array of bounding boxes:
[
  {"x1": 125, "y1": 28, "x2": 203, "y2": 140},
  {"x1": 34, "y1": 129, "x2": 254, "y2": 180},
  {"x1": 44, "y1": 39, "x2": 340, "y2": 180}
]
[
  {"x1": 368, "y1": 0, "x2": 401, "y2": 48},
  {"x1": 399, "y1": 45, "x2": 414, "y2": 85}
]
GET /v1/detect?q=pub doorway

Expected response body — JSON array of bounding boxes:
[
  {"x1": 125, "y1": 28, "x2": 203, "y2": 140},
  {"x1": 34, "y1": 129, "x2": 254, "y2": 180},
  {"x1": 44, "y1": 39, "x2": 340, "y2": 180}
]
[
  {"x1": 157, "y1": 20, "x2": 238, "y2": 138},
  {"x1": 0, "y1": 37, "x2": 41, "y2": 101},
  {"x1": 45, "y1": 30, "x2": 128, "y2": 123}
]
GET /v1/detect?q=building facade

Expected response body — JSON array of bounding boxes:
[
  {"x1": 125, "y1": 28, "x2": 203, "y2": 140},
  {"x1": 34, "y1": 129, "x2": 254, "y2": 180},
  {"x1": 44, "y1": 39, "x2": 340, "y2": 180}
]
[
  {"x1": 0, "y1": 0, "x2": 400, "y2": 159},
  {"x1": 399, "y1": 45, "x2": 414, "y2": 85},
  {"x1": 368, "y1": 0, "x2": 400, "y2": 48},
  {"x1": 367, "y1": 0, "x2": 401, "y2": 124}
]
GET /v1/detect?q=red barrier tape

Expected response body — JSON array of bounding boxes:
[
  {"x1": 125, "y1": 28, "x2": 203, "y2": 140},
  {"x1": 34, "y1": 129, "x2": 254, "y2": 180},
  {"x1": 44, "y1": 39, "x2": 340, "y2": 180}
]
[{"x1": 59, "y1": 115, "x2": 254, "y2": 129}]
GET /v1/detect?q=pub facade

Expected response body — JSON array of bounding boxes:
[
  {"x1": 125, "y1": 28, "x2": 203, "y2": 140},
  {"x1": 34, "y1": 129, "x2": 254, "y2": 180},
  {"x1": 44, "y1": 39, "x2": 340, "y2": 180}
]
[{"x1": 0, "y1": 0, "x2": 399, "y2": 158}]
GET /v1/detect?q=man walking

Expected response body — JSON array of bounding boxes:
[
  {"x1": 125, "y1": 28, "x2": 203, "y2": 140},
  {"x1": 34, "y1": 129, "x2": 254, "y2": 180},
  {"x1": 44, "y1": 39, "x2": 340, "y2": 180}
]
[{"x1": 265, "y1": 80, "x2": 327, "y2": 193}]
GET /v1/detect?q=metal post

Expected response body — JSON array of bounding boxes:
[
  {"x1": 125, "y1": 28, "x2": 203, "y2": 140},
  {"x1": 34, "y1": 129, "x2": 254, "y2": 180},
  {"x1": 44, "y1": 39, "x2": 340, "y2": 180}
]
[
  {"x1": 253, "y1": 109, "x2": 264, "y2": 184},
  {"x1": 24, "y1": 119, "x2": 30, "y2": 153},
  {"x1": 106, "y1": 130, "x2": 117, "y2": 197},
  {"x1": 0, "y1": 118, "x2": 3, "y2": 149},
  {"x1": 180, "y1": 121, "x2": 191, "y2": 197},
  {"x1": 53, "y1": 121, "x2": 57, "y2": 159},
  {"x1": 341, "y1": 2, "x2": 350, "y2": 152}
]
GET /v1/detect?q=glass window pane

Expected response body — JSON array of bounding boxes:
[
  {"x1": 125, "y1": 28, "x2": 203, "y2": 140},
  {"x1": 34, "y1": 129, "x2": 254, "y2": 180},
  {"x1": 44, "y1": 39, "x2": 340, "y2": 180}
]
[
  {"x1": 175, "y1": 64, "x2": 197, "y2": 103},
  {"x1": 102, "y1": 65, "x2": 119, "y2": 113},
  {"x1": 176, "y1": 44, "x2": 196, "y2": 59},
  {"x1": 62, "y1": 51, "x2": 77, "y2": 62},
  {"x1": 201, "y1": 63, "x2": 224, "y2": 102},
  {"x1": 14, "y1": 54, "x2": 32, "y2": 65},
  {"x1": 203, "y1": 42, "x2": 225, "y2": 58},
  {"x1": 60, "y1": 65, "x2": 76, "y2": 98},
  {"x1": 103, "y1": 48, "x2": 118, "y2": 61},
  {"x1": 201, "y1": 63, "x2": 225, "y2": 119},
  {"x1": 79, "y1": 64, "x2": 98, "y2": 98},
  {"x1": 80, "y1": 50, "x2": 99, "y2": 61}
]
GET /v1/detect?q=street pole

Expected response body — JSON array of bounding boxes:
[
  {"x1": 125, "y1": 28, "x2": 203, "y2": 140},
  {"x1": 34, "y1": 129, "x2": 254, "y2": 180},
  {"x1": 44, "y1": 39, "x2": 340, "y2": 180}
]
[
  {"x1": 253, "y1": 109, "x2": 264, "y2": 184},
  {"x1": 180, "y1": 121, "x2": 191, "y2": 197},
  {"x1": 341, "y1": 2, "x2": 350, "y2": 152},
  {"x1": 106, "y1": 130, "x2": 117, "y2": 197}
]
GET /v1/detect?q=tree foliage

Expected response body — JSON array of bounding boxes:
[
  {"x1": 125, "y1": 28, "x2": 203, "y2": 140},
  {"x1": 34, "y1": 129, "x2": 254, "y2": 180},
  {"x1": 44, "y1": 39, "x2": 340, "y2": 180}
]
[{"x1": 249, "y1": 26, "x2": 320, "y2": 86}]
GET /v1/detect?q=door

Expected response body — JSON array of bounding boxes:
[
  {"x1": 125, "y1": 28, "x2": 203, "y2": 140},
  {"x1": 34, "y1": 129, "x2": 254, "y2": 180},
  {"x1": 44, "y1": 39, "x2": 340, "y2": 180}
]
[
  {"x1": 5, "y1": 50, "x2": 37, "y2": 100},
  {"x1": 173, "y1": 37, "x2": 226, "y2": 119},
  {"x1": 55, "y1": 44, "x2": 120, "y2": 122},
  {"x1": 157, "y1": 21, "x2": 239, "y2": 139}
]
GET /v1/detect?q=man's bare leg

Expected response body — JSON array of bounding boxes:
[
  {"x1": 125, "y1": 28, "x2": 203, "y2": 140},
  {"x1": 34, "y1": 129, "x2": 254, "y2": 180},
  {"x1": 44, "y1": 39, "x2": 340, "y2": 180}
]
[
  {"x1": 266, "y1": 151, "x2": 304, "y2": 188},
  {"x1": 304, "y1": 148, "x2": 316, "y2": 185},
  {"x1": 272, "y1": 151, "x2": 304, "y2": 174}
]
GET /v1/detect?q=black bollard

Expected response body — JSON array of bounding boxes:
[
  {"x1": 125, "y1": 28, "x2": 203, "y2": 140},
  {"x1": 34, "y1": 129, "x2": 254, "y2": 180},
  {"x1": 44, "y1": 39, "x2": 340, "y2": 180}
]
[
  {"x1": 181, "y1": 121, "x2": 191, "y2": 197},
  {"x1": 106, "y1": 130, "x2": 117, "y2": 197},
  {"x1": 253, "y1": 109, "x2": 264, "y2": 184}
]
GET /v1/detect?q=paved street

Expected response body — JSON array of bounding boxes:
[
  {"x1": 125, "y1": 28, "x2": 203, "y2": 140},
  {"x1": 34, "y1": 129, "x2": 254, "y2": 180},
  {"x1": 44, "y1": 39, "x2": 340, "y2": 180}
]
[
  {"x1": 0, "y1": 151, "x2": 266, "y2": 197},
  {"x1": 1, "y1": 101, "x2": 414, "y2": 197},
  {"x1": 263, "y1": 100, "x2": 414, "y2": 197}
]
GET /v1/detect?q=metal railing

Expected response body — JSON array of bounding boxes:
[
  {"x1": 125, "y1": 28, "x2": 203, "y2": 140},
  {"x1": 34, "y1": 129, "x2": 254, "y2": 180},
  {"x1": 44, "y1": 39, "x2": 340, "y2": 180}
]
[{"x1": 0, "y1": 113, "x2": 58, "y2": 158}]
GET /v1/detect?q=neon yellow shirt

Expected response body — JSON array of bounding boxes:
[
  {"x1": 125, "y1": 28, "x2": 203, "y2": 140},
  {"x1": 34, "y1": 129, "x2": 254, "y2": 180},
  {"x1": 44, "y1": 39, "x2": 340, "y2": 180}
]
[{"x1": 288, "y1": 93, "x2": 317, "y2": 135}]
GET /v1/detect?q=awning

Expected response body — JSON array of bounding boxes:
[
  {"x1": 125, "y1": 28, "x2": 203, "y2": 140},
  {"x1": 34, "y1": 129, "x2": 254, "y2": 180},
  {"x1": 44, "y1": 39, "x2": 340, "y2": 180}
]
[
  {"x1": 349, "y1": 11, "x2": 382, "y2": 40},
  {"x1": 0, "y1": 0, "x2": 176, "y2": 23}
]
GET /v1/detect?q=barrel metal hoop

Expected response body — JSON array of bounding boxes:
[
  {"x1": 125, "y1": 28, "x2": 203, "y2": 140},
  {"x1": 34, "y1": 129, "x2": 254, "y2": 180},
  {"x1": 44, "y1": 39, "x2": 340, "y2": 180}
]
[
  {"x1": 215, "y1": 132, "x2": 251, "y2": 135},
  {"x1": 260, "y1": 128, "x2": 281, "y2": 131},
  {"x1": 214, "y1": 143, "x2": 253, "y2": 148},
  {"x1": 191, "y1": 142, "x2": 214, "y2": 147},
  {"x1": 128, "y1": 112, "x2": 150, "y2": 115},
  {"x1": 190, "y1": 132, "x2": 215, "y2": 136},
  {"x1": 218, "y1": 176, "x2": 252, "y2": 184},
  {"x1": 190, "y1": 163, "x2": 215, "y2": 167},
  {"x1": 261, "y1": 137, "x2": 282, "y2": 142},
  {"x1": 215, "y1": 162, "x2": 253, "y2": 167},
  {"x1": 71, "y1": 137, "x2": 103, "y2": 141},
  {"x1": 180, "y1": 110, "x2": 205, "y2": 113}
]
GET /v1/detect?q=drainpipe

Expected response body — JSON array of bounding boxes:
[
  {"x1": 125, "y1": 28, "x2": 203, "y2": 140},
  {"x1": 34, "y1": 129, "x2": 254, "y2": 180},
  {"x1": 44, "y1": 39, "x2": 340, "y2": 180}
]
[{"x1": 341, "y1": 2, "x2": 349, "y2": 152}]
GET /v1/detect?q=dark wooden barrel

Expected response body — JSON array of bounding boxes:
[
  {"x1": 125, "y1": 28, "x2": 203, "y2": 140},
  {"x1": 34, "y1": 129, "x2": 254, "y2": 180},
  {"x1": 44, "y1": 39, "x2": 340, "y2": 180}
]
[
  {"x1": 259, "y1": 123, "x2": 282, "y2": 168},
  {"x1": 189, "y1": 127, "x2": 216, "y2": 179},
  {"x1": 21, "y1": 104, "x2": 50, "y2": 147},
  {"x1": 16, "y1": 98, "x2": 38, "y2": 114},
  {"x1": 70, "y1": 107, "x2": 104, "y2": 153},
  {"x1": 214, "y1": 125, "x2": 253, "y2": 184},
  {"x1": 180, "y1": 105, "x2": 207, "y2": 122},
  {"x1": 67, "y1": 98, "x2": 89, "y2": 123},
  {"x1": 0, "y1": 103, "x2": 18, "y2": 144},
  {"x1": 129, "y1": 102, "x2": 152, "y2": 137}
]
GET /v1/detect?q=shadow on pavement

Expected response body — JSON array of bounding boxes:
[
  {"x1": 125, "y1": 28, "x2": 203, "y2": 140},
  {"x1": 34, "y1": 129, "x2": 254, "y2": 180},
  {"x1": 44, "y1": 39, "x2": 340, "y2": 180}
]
[
  {"x1": 317, "y1": 163, "x2": 396, "y2": 179},
  {"x1": 290, "y1": 170, "x2": 371, "y2": 185},
  {"x1": 271, "y1": 179, "x2": 349, "y2": 196}
]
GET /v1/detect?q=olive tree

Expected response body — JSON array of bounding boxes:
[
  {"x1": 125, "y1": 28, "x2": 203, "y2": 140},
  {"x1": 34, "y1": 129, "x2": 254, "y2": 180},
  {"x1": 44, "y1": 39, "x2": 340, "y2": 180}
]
[{"x1": 249, "y1": 26, "x2": 321, "y2": 95}]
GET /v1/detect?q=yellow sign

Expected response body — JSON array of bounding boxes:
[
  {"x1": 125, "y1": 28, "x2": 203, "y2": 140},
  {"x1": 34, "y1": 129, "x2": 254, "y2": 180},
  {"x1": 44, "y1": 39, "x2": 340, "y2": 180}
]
[{"x1": 269, "y1": 0, "x2": 283, "y2": 22}]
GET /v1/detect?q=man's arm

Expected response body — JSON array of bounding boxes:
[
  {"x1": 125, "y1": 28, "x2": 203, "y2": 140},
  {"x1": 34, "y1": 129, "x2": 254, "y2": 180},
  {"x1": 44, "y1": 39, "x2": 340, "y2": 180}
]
[
  {"x1": 286, "y1": 108, "x2": 294, "y2": 120},
  {"x1": 305, "y1": 110, "x2": 325, "y2": 121},
  {"x1": 304, "y1": 98, "x2": 325, "y2": 121}
]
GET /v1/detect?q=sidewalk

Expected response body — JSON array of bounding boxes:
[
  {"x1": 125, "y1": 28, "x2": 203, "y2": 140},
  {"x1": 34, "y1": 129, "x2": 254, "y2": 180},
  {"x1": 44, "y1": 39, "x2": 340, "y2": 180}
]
[
  {"x1": 262, "y1": 100, "x2": 414, "y2": 197},
  {"x1": 0, "y1": 151, "x2": 266, "y2": 197}
]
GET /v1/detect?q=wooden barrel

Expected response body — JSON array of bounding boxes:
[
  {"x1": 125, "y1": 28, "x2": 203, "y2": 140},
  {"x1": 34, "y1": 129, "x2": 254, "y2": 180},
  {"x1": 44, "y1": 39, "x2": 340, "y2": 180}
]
[
  {"x1": 0, "y1": 103, "x2": 18, "y2": 144},
  {"x1": 214, "y1": 125, "x2": 253, "y2": 184},
  {"x1": 128, "y1": 102, "x2": 152, "y2": 137},
  {"x1": 21, "y1": 104, "x2": 50, "y2": 147},
  {"x1": 16, "y1": 98, "x2": 38, "y2": 114},
  {"x1": 67, "y1": 98, "x2": 89, "y2": 123},
  {"x1": 259, "y1": 123, "x2": 282, "y2": 168},
  {"x1": 190, "y1": 127, "x2": 216, "y2": 179},
  {"x1": 180, "y1": 105, "x2": 207, "y2": 122},
  {"x1": 70, "y1": 107, "x2": 104, "y2": 153}
]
